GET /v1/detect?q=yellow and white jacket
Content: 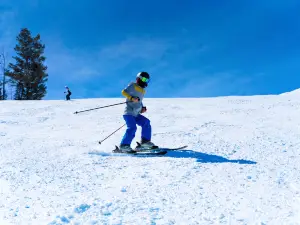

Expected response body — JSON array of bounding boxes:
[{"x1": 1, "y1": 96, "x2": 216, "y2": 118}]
[{"x1": 121, "y1": 82, "x2": 145, "y2": 117}]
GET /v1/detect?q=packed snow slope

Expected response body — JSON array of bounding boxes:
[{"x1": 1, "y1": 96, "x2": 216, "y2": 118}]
[{"x1": 1, "y1": 91, "x2": 300, "y2": 225}]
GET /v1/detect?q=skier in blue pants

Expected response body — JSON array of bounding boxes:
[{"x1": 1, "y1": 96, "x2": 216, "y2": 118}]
[{"x1": 119, "y1": 71, "x2": 158, "y2": 152}]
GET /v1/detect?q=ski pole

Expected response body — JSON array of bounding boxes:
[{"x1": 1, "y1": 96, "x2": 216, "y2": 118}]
[
  {"x1": 98, "y1": 124, "x2": 126, "y2": 144},
  {"x1": 74, "y1": 101, "x2": 127, "y2": 114}
]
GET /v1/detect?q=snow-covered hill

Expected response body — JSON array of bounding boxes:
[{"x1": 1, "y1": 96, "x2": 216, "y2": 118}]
[
  {"x1": 280, "y1": 88, "x2": 300, "y2": 96},
  {"x1": 1, "y1": 93, "x2": 300, "y2": 225}
]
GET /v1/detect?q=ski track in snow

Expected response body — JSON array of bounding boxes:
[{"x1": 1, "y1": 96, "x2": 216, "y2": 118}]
[{"x1": 1, "y1": 93, "x2": 300, "y2": 224}]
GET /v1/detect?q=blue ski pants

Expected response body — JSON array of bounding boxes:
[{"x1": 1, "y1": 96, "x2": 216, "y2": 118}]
[{"x1": 120, "y1": 114, "x2": 151, "y2": 145}]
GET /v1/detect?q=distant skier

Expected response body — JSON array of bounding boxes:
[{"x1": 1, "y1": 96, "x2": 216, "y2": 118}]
[
  {"x1": 119, "y1": 71, "x2": 158, "y2": 152},
  {"x1": 64, "y1": 86, "x2": 72, "y2": 100}
]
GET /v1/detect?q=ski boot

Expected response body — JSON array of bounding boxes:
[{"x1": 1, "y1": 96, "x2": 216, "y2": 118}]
[
  {"x1": 118, "y1": 144, "x2": 135, "y2": 153},
  {"x1": 135, "y1": 140, "x2": 159, "y2": 151}
]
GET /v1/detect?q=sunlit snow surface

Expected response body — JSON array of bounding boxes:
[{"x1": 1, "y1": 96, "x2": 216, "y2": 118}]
[{"x1": 1, "y1": 91, "x2": 300, "y2": 224}]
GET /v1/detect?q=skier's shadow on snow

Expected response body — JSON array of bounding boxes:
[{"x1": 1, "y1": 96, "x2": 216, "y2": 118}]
[
  {"x1": 90, "y1": 150, "x2": 256, "y2": 164},
  {"x1": 165, "y1": 150, "x2": 256, "y2": 164}
]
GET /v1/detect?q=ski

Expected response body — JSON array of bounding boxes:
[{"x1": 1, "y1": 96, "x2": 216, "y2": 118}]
[
  {"x1": 135, "y1": 142, "x2": 188, "y2": 151},
  {"x1": 112, "y1": 145, "x2": 168, "y2": 155},
  {"x1": 157, "y1": 145, "x2": 188, "y2": 151},
  {"x1": 111, "y1": 143, "x2": 188, "y2": 155}
]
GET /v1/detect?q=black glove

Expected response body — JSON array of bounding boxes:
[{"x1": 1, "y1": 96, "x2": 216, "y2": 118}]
[{"x1": 141, "y1": 106, "x2": 147, "y2": 113}]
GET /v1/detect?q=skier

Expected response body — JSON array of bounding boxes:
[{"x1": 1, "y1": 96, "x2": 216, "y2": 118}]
[
  {"x1": 64, "y1": 86, "x2": 72, "y2": 100},
  {"x1": 119, "y1": 71, "x2": 158, "y2": 152}
]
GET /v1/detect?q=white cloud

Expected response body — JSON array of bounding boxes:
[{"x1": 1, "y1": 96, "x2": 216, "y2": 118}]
[
  {"x1": 43, "y1": 36, "x2": 173, "y2": 82},
  {"x1": 42, "y1": 34, "x2": 217, "y2": 99},
  {"x1": 99, "y1": 37, "x2": 169, "y2": 60},
  {"x1": 42, "y1": 35, "x2": 175, "y2": 99},
  {"x1": 42, "y1": 36, "x2": 97, "y2": 81},
  {"x1": 168, "y1": 71, "x2": 255, "y2": 97}
]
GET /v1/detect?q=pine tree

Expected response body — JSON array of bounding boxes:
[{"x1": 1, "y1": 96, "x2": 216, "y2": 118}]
[
  {"x1": 6, "y1": 28, "x2": 48, "y2": 100},
  {"x1": 0, "y1": 81, "x2": 2, "y2": 100},
  {"x1": 0, "y1": 81, "x2": 7, "y2": 100},
  {"x1": 0, "y1": 81, "x2": 8, "y2": 100},
  {"x1": 0, "y1": 50, "x2": 7, "y2": 100}
]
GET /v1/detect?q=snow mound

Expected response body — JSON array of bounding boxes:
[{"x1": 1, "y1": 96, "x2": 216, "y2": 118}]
[{"x1": 279, "y1": 88, "x2": 300, "y2": 96}]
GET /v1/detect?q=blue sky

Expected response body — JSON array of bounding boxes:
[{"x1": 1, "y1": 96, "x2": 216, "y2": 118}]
[{"x1": 1, "y1": 0, "x2": 300, "y2": 99}]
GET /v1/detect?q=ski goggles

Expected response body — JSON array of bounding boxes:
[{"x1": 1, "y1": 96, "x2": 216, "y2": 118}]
[{"x1": 139, "y1": 76, "x2": 150, "y2": 84}]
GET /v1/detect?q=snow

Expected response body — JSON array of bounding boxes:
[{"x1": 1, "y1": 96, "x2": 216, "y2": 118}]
[
  {"x1": 280, "y1": 88, "x2": 300, "y2": 96},
  {"x1": 1, "y1": 93, "x2": 300, "y2": 224}
]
